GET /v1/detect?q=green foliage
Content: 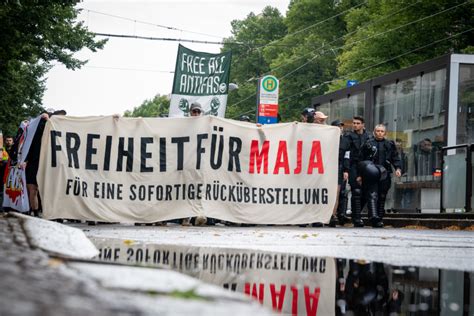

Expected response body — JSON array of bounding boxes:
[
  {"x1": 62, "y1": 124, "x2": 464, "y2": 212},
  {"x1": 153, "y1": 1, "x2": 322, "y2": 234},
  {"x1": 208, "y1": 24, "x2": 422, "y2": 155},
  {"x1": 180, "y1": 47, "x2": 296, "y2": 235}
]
[
  {"x1": 123, "y1": 95, "x2": 170, "y2": 117},
  {"x1": 136, "y1": 0, "x2": 473, "y2": 122},
  {"x1": 337, "y1": 0, "x2": 474, "y2": 81},
  {"x1": 0, "y1": 1, "x2": 106, "y2": 135},
  {"x1": 222, "y1": 6, "x2": 287, "y2": 121},
  {"x1": 267, "y1": 0, "x2": 363, "y2": 122}
]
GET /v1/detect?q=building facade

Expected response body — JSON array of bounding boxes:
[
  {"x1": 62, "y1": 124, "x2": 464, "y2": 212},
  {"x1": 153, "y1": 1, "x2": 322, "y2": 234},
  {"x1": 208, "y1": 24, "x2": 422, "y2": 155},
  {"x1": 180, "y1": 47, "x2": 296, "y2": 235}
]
[{"x1": 312, "y1": 54, "x2": 474, "y2": 212}]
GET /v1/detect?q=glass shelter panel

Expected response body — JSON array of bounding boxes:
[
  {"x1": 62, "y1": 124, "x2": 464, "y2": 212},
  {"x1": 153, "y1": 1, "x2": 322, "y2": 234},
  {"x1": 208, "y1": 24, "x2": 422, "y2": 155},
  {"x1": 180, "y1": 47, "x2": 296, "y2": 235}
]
[
  {"x1": 457, "y1": 64, "x2": 474, "y2": 144},
  {"x1": 374, "y1": 68, "x2": 446, "y2": 211},
  {"x1": 325, "y1": 93, "x2": 365, "y2": 130},
  {"x1": 442, "y1": 149, "x2": 467, "y2": 211}
]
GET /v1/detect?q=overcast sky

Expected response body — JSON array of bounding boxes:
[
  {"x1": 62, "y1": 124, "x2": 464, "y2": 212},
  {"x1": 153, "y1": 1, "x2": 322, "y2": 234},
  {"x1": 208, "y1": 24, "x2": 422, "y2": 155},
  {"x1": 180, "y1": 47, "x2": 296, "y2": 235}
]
[{"x1": 43, "y1": 0, "x2": 290, "y2": 116}]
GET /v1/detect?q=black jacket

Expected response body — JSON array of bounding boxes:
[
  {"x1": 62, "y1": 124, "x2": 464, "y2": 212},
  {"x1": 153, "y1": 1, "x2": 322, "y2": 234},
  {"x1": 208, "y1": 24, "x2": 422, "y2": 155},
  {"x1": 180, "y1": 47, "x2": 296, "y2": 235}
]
[
  {"x1": 342, "y1": 130, "x2": 370, "y2": 172},
  {"x1": 364, "y1": 137, "x2": 402, "y2": 174}
]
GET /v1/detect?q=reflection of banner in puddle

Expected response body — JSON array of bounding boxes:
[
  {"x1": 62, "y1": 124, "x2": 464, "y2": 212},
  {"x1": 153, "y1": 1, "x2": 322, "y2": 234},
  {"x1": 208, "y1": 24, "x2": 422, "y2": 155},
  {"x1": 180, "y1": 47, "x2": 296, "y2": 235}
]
[{"x1": 92, "y1": 238, "x2": 336, "y2": 316}]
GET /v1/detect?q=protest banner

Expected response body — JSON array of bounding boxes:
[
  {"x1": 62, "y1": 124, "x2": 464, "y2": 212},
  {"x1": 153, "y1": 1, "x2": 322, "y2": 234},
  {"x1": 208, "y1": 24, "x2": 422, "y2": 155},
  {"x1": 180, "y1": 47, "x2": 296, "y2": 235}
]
[
  {"x1": 3, "y1": 116, "x2": 42, "y2": 212},
  {"x1": 169, "y1": 44, "x2": 232, "y2": 117},
  {"x1": 92, "y1": 238, "x2": 336, "y2": 316},
  {"x1": 38, "y1": 115, "x2": 339, "y2": 224}
]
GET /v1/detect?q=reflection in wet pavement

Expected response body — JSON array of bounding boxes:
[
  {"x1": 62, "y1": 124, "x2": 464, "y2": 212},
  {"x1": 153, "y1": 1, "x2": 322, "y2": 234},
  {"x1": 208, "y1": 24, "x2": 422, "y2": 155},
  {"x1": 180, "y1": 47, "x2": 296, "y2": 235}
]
[{"x1": 91, "y1": 238, "x2": 473, "y2": 315}]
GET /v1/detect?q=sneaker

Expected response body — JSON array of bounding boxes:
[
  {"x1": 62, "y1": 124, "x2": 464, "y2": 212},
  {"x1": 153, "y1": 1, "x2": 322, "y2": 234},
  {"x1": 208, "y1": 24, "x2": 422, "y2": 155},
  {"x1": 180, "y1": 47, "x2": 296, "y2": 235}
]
[
  {"x1": 181, "y1": 218, "x2": 192, "y2": 226},
  {"x1": 195, "y1": 216, "x2": 207, "y2": 226}
]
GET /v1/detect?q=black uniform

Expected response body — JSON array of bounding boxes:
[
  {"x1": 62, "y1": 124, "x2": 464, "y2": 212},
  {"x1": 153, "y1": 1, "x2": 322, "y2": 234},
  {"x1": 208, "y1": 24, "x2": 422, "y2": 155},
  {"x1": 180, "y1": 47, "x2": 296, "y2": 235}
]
[
  {"x1": 336, "y1": 133, "x2": 349, "y2": 224},
  {"x1": 342, "y1": 130, "x2": 370, "y2": 226},
  {"x1": 364, "y1": 137, "x2": 401, "y2": 222}
]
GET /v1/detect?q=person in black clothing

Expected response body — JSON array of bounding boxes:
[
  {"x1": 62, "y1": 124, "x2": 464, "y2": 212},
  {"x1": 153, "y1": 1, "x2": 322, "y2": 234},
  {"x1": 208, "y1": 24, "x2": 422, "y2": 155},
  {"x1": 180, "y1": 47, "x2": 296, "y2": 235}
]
[
  {"x1": 331, "y1": 119, "x2": 350, "y2": 226},
  {"x1": 24, "y1": 109, "x2": 67, "y2": 217},
  {"x1": 345, "y1": 260, "x2": 389, "y2": 315},
  {"x1": 357, "y1": 143, "x2": 386, "y2": 227},
  {"x1": 24, "y1": 112, "x2": 50, "y2": 216},
  {"x1": 362, "y1": 124, "x2": 401, "y2": 227},
  {"x1": 342, "y1": 116, "x2": 370, "y2": 227},
  {"x1": 300, "y1": 108, "x2": 315, "y2": 123}
]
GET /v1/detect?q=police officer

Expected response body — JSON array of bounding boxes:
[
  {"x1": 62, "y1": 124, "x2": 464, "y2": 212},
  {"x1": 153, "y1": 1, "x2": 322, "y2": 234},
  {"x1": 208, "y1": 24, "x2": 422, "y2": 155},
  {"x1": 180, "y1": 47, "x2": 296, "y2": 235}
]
[
  {"x1": 363, "y1": 124, "x2": 401, "y2": 227},
  {"x1": 342, "y1": 116, "x2": 370, "y2": 227},
  {"x1": 357, "y1": 142, "x2": 385, "y2": 227}
]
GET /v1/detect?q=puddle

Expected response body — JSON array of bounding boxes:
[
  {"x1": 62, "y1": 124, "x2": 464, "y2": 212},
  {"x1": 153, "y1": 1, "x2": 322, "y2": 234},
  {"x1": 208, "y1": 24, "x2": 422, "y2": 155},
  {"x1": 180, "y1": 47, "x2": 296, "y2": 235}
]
[{"x1": 90, "y1": 237, "x2": 473, "y2": 315}]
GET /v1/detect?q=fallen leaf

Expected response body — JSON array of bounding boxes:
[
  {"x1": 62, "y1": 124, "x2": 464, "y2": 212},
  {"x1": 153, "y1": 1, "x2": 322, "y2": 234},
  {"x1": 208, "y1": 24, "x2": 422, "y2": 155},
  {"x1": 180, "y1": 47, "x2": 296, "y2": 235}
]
[{"x1": 123, "y1": 239, "x2": 135, "y2": 246}]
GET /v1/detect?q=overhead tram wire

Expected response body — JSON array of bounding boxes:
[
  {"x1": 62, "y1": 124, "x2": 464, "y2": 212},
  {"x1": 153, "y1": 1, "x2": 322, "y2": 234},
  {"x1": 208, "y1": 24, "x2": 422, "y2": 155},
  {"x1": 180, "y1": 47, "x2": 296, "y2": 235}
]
[
  {"x1": 229, "y1": 0, "x2": 470, "y2": 113},
  {"x1": 84, "y1": 9, "x2": 224, "y2": 39},
  {"x1": 229, "y1": 0, "x2": 422, "y2": 107},
  {"x1": 278, "y1": 0, "x2": 468, "y2": 81},
  {"x1": 231, "y1": 0, "x2": 422, "y2": 90},
  {"x1": 279, "y1": 27, "x2": 474, "y2": 106},
  {"x1": 85, "y1": 65, "x2": 174, "y2": 73},
  {"x1": 269, "y1": 0, "x2": 423, "y2": 77},
  {"x1": 231, "y1": 27, "x2": 474, "y2": 120},
  {"x1": 88, "y1": 2, "x2": 372, "y2": 90},
  {"x1": 253, "y1": 0, "x2": 369, "y2": 51},
  {"x1": 93, "y1": 32, "x2": 233, "y2": 45},
  {"x1": 227, "y1": 1, "x2": 372, "y2": 105}
]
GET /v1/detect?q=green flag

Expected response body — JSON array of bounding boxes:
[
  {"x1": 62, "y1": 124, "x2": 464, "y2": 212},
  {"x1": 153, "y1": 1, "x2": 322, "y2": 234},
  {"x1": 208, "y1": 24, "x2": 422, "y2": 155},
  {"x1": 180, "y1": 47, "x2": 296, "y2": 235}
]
[{"x1": 170, "y1": 45, "x2": 232, "y2": 117}]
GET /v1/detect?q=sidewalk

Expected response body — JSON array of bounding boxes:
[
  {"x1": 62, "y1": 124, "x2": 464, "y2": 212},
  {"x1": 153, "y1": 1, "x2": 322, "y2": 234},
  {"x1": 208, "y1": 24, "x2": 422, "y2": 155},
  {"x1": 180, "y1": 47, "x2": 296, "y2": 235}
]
[
  {"x1": 82, "y1": 223, "x2": 474, "y2": 272},
  {"x1": 0, "y1": 213, "x2": 269, "y2": 316}
]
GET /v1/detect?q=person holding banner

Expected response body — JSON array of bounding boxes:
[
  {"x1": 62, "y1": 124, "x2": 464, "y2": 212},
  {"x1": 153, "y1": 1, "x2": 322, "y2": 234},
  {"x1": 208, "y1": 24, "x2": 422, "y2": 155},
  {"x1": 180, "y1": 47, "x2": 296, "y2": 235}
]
[
  {"x1": 24, "y1": 112, "x2": 50, "y2": 217},
  {"x1": 24, "y1": 109, "x2": 66, "y2": 217},
  {"x1": 300, "y1": 108, "x2": 315, "y2": 123},
  {"x1": 182, "y1": 102, "x2": 210, "y2": 226},
  {"x1": 189, "y1": 102, "x2": 203, "y2": 117},
  {"x1": 314, "y1": 111, "x2": 328, "y2": 125}
]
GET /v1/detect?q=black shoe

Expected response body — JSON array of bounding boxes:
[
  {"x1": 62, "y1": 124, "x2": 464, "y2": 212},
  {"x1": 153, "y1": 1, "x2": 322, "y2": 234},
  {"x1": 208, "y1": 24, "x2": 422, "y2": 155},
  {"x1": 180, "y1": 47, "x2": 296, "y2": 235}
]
[
  {"x1": 337, "y1": 215, "x2": 350, "y2": 225},
  {"x1": 328, "y1": 216, "x2": 337, "y2": 227},
  {"x1": 372, "y1": 219, "x2": 384, "y2": 228},
  {"x1": 353, "y1": 219, "x2": 364, "y2": 227},
  {"x1": 312, "y1": 222, "x2": 323, "y2": 227}
]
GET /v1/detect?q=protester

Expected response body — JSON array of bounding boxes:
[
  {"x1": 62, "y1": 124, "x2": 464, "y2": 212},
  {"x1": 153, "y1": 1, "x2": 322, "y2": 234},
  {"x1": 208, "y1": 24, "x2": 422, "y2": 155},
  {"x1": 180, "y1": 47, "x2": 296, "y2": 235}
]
[
  {"x1": 0, "y1": 135, "x2": 12, "y2": 212},
  {"x1": 239, "y1": 115, "x2": 251, "y2": 122},
  {"x1": 3, "y1": 135, "x2": 14, "y2": 156},
  {"x1": 183, "y1": 102, "x2": 210, "y2": 226},
  {"x1": 314, "y1": 111, "x2": 328, "y2": 125},
  {"x1": 300, "y1": 108, "x2": 315, "y2": 123},
  {"x1": 189, "y1": 102, "x2": 203, "y2": 117},
  {"x1": 24, "y1": 109, "x2": 66, "y2": 217},
  {"x1": 343, "y1": 116, "x2": 370, "y2": 227}
]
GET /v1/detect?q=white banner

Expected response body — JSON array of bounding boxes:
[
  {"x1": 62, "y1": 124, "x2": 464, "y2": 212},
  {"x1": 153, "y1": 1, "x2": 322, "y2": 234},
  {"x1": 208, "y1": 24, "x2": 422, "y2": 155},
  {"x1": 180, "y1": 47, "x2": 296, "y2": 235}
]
[
  {"x1": 169, "y1": 94, "x2": 228, "y2": 117},
  {"x1": 38, "y1": 116, "x2": 339, "y2": 224},
  {"x1": 92, "y1": 239, "x2": 336, "y2": 316},
  {"x1": 3, "y1": 116, "x2": 42, "y2": 212}
]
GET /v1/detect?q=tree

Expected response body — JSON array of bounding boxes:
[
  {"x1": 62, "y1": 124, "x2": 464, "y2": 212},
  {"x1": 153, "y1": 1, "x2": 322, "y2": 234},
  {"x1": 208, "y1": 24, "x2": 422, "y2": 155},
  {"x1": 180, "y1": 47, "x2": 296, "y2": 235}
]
[
  {"x1": 0, "y1": 1, "x2": 106, "y2": 135},
  {"x1": 265, "y1": 0, "x2": 362, "y2": 121},
  {"x1": 336, "y1": 0, "x2": 474, "y2": 84},
  {"x1": 124, "y1": 94, "x2": 170, "y2": 117},
  {"x1": 222, "y1": 6, "x2": 287, "y2": 121}
]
